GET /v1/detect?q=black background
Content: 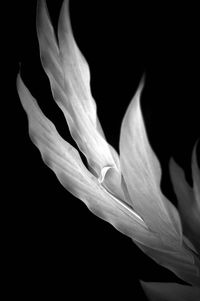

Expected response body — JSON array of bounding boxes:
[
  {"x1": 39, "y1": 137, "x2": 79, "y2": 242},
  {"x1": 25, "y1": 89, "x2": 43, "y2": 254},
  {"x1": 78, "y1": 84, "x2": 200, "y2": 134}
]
[{"x1": 11, "y1": 0, "x2": 200, "y2": 299}]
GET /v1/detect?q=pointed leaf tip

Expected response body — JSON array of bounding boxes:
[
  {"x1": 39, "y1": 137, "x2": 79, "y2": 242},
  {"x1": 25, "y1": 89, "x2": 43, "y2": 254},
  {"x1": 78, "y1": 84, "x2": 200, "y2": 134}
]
[
  {"x1": 170, "y1": 156, "x2": 200, "y2": 254},
  {"x1": 17, "y1": 76, "x2": 159, "y2": 250},
  {"x1": 119, "y1": 83, "x2": 180, "y2": 239},
  {"x1": 36, "y1": 0, "x2": 119, "y2": 178},
  {"x1": 169, "y1": 157, "x2": 193, "y2": 205}
]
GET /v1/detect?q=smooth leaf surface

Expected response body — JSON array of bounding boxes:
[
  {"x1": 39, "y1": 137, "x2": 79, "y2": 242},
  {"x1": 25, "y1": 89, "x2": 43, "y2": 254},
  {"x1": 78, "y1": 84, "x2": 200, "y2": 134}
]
[
  {"x1": 17, "y1": 74, "x2": 164, "y2": 250},
  {"x1": 119, "y1": 83, "x2": 182, "y2": 241}
]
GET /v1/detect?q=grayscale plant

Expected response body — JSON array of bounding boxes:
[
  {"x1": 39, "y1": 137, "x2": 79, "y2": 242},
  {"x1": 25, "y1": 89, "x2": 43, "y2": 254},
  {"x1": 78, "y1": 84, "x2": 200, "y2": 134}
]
[{"x1": 17, "y1": 1, "x2": 200, "y2": 300}]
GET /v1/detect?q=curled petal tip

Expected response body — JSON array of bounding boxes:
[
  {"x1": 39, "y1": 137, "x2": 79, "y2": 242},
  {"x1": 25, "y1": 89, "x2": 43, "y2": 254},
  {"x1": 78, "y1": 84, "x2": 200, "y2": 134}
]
[{"x1": 18, "y1": 1, "x2": 200, "y2": 288}]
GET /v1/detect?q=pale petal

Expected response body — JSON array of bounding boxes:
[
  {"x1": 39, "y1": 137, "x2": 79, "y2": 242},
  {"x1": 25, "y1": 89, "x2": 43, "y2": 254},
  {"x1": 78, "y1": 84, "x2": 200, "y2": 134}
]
[
  {"x1": 17, "y1": 74, "x2": 163, "y2": 250},
  {"x1": 170, "y1": 154, "x2": 200, "y2": 253},
  {"x1": 36, "y1": 0, "x2": 119, "y2": 179},
  {"x1": 119, "y1": 82, "x2": 182, "y2": 240},
  {"x1": 141, "y1": 281, "x2": 200, "y2": 301}
]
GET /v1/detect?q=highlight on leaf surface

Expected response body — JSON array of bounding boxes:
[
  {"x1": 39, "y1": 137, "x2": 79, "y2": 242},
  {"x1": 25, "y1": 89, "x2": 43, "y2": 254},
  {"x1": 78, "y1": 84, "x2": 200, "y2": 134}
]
[
  {"x1": 36, "y1": 0, "x2": 119, "y2": 179},
  {"x1": 17, "y1": 0, "x2": 200, "y2": 298}
]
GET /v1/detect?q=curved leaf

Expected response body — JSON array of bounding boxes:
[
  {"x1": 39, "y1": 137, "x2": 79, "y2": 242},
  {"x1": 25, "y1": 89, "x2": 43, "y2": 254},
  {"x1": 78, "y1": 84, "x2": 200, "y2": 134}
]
[
  {"x1": 17, "y1": 74, "x2": 162, "y2": 250},
  {"x1": 36, "y1": 0, "x2": 119, "y2": 178},
  {"x1": 119, "y1": 82, "x2": 182, "y2": 241}
]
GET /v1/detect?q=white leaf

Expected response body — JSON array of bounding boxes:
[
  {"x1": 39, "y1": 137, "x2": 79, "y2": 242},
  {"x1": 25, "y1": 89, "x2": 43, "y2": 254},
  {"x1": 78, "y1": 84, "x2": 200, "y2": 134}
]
[
  {"x1": 36, "y1": 0, "x2": 119, "y2": 178},
  {"x1": 17, "y1": 74, "x2": 161, "y2": 250},
  {"x1": 119, "y1": 82, "x2": 182, "y2": 240}
]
